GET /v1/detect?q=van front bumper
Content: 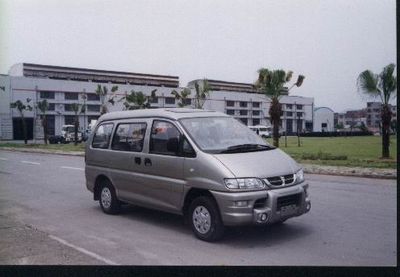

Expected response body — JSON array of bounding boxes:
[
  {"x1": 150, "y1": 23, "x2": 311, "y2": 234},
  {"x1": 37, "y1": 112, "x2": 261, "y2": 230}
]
[{"x1": 211, "y1": 183, "x2": 311, "y2": 226}]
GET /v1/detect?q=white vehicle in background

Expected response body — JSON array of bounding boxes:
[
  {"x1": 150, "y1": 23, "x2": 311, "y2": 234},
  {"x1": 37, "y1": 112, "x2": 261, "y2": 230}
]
[
  {"x1": 249, "y1": 125, "x2": 272, "y2": 138},
  {"x1": 61, "y1": 125, "x2": 82, "y2": 143}
]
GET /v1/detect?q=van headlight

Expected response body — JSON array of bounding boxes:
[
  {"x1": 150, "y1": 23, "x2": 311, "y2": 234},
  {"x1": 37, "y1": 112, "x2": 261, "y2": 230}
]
[
  {"x1": 224, "y1": 178, "x2": 265, "y2": 190},
  {"x1": 295, "y1": 169, "x2": 305, "y2": 184}
]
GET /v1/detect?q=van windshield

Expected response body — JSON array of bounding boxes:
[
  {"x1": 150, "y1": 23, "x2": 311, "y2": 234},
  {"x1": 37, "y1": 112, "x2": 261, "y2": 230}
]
[{"x1": 180, "y1": 117, "x2": 275, "y2": 154}]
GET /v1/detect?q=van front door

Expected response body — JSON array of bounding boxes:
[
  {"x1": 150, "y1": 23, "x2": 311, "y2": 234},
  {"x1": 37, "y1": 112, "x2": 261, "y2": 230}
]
[{"x1": 140, "y1": 119, "x2": 184, "y2": 213}]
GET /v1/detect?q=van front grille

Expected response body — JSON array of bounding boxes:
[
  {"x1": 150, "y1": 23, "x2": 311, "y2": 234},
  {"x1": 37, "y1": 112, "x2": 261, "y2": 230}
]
[
  {"x1": 264, "y1": 174, "x2": 295, "y2": 187},
  {"x1": 277, "y1": 193, "x2": 301, "y2": 210}
]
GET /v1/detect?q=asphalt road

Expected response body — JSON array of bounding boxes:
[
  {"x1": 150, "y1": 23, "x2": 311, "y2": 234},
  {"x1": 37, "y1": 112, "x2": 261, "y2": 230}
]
[{"x1": 0, "y1": 150, "x2": 396, "y2": 266}]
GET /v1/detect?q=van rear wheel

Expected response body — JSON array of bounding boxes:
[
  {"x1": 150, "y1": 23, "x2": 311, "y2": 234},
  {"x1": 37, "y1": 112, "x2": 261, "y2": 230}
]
[
  {"x1": 188, "y1": 196, "x2": 225, "y2": 242},
  {"x1": 99, "y1": 180, "x2": 121, "y2": 215}
]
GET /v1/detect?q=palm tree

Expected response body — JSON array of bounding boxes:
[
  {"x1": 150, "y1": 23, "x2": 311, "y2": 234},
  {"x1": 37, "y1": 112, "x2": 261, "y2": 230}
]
[
  {"x1": 171, "y1": 88, "x2": 191, "y2": 107},
  {"x1": 357, "y1": 63, "x2": 397, "y2": 158},
  {"x1": 255, "y1": 68, "x2": 305, "y2": 147},
  {"x1": 71, "y1": 103, "x2": 85, "y2": 145},
  {"x1": 10, "y1": 98, "x2": 33, "y2": 144},
  {"x1": 193, "y1": 79, "x2": 211, "y2": 109},
  {"x1": 95, "y1": 85, "x2": 118, "y2": 115},
  {"x1": 121, "y1": 89, "x2": 157, "y2": 110},
  {"x1": 36, "y1": 99, "x2": 49, "y2": 144}
]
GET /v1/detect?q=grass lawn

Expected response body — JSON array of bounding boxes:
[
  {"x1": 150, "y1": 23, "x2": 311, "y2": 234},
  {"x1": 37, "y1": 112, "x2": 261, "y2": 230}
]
[
  {"x1": 0, "y1": 136, "x2": 397, "y2": 169},
  {"x1": 0, "y1": 142, "x2": 85, "y2": 152},
  {"x1": 269, "y1": 135, "x2": 397, "y2": 169}
]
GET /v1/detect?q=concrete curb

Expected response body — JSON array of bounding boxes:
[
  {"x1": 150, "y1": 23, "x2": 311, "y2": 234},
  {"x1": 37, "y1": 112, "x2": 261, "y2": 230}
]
[
  {"x1": 0, "y1": 147, "x2": 397, "y2": 179},
  {"x1": 0, "y1": 147, "x2": 84, "y2": 157}
]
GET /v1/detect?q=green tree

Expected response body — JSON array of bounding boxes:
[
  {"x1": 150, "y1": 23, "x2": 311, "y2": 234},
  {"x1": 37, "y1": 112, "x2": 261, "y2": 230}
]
[
  {"x1": 36, "y1": 99, "x2": 49, "y2": 144},
  {"x1": 10, "y1": 98, "x2": 33, "y2": 144},
  {"x1": 95, "y1": 85, "x2": 118, "y2": 115},
  {"x1": 255, "y1": 68, "x2": 305, "y2": 147},
  {"x1": 121, "y1": 89, "x2": 157, "y2": 110},
  {"x1": 193, "y1": 79, "x2": 211, "y2": 109},
  {"x1": 71, "y1": 103, "x2": 85, "y2": 145},
  {"x1": 357, "y1": 63, "x2": 397, "y2": 158},
  {"x1": 171, "y1": 88, "x2": 191, "y2": 107}
]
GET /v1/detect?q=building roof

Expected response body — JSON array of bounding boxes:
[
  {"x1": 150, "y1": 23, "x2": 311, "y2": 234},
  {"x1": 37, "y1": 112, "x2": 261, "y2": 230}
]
[
  {"x1": 314, "y1": 106, "x2": 334, "y2": 113},
  {"x1": 188, "y1": 79, "x2": 258, "y2": 93},
  {"x1": 9, "y1": 63, "x2": 179, "y2": 88},
  {"x1": 98, "y1": 108, "x2": 228, "y2": 122}
]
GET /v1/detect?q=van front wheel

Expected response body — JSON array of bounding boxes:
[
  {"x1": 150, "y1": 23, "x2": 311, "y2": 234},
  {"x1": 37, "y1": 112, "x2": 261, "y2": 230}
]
[
  {"x1": 99, "y1": 180, "x2": 121, "y2": 215},
  {"x1": 188, "y1": 196, "x2": 225, "y2": 242}
]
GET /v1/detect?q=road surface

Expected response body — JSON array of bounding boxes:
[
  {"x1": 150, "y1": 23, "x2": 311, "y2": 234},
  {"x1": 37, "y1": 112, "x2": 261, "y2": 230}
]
[{"x1": 0, "y1": 150, "x2": 396, "y2": 265}]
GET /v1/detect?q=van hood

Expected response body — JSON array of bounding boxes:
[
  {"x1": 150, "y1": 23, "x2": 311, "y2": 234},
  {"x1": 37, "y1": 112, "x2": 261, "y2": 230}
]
[{"x1": 213, "y1": 148, "x2": 301, "y2": 178}]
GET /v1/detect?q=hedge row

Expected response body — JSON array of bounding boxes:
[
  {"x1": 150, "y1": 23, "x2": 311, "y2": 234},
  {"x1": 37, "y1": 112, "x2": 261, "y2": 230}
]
[{"x1": 299, "y1": 131, "x2": 373, "y2": 137}]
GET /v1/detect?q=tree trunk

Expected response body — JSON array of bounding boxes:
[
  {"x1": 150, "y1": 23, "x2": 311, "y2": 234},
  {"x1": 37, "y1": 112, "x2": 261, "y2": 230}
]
[
  {"x1": 381, "y1": 104, "x2": 391, "y2": 158},
  {"x1": 74, "y1": 115, "x2": 79, "y2": 146},
  {"x1": 269, "y1": 98, "x2": 282, "y2": 147},
  {"x1": 42, "y1": 116, "x2": 48, "y2": 145}
]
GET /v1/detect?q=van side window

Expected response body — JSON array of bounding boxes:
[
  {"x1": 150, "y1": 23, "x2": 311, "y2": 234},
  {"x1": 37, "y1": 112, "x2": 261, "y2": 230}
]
[
  {"x1": 92, "y1": 123, "x2": 114, "y2": 149},
  {"x1": 150, "y1": 121, "x2": 180, "y2": 155},
  {"x1": 111, "y1": 123, "x2": 147, "y2": 152}
]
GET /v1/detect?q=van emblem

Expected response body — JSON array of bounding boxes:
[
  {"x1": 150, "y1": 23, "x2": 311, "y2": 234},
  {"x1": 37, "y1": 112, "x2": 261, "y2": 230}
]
[{"x1": 280, "y1": 176, "x2": 285, "y2": 185}]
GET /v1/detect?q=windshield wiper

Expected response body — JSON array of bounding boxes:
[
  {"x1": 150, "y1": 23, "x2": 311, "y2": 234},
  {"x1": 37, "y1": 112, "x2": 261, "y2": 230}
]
[{"x1": 219, "y1": 144, "x2": 275, "y2": 154}]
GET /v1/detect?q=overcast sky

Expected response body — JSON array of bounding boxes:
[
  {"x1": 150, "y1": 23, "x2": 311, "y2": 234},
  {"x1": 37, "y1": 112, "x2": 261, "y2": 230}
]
[{"x1": 0, "y1": 0, "x2": 396, "y2": 112}]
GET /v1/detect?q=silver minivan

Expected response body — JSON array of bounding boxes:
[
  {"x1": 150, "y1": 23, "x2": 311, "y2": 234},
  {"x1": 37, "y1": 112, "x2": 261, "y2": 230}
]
[{"x1": 85, "y1": 108, "x2": 311, "y2": 241}]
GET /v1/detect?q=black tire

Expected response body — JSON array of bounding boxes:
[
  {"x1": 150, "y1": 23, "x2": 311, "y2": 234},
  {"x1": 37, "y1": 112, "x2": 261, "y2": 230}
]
[
  {"x1": 99, "y1": 179, "x2": 121, "y2": 215},
  {"x1": 188, "y1": 196, "x2": 225, "y2": 242}
]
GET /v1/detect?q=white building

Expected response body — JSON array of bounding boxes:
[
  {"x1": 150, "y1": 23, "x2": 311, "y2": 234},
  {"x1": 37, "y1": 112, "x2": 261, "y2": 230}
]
[
  {"x1": 313, "y1": 107, "x2": 334, "y2": 132},
  {"x1": 0, "y1": 63, "x2": 315, "y2": 140},
  {"x1": 188, "y1": 79, "x2": 314, "y2": 135}
]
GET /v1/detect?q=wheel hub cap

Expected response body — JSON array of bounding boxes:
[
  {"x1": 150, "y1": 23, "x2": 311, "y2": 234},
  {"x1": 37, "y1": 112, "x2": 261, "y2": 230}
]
[
  {"x1": 192, "y1": 206, "x2": 211, "y2": 234},
  {"x1": 101, "y1": 187, "x2": 112, "y2": 209}
]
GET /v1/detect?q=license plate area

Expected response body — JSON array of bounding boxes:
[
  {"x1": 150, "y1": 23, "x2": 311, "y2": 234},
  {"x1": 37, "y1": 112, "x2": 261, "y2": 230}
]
[{"x1": 277, "y1": 193, "x2": 301, "y2": 214}]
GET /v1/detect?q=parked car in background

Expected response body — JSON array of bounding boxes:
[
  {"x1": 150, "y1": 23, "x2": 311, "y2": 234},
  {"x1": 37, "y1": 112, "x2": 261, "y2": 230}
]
[
  {"x1": 49, "y1": 125, "x2": 82, "y2": 144},
  {"x1": 248, "y1": 125, "x2": 272, "y2": 138},
  {"x1": 85, "y1": 109, "x2": 310, "y2": 241}
]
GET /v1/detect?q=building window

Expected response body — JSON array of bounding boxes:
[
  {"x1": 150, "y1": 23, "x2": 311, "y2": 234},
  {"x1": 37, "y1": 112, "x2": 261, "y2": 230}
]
[
  {"x1": 296, "y1": 104, "x2": 303, "y2": 110},
  {"x1": 252, "y1": 110, "x2": 260, "y2": 116},
  {"x1": 286, "y1": 112, "x2": 293, "y2": 117},
  {"x1": 183, "y1": 98, "x2": 192, "y2": 106},
  {"x1": 226, "y1": 110, "x2": 235, "y2": 115},
  {"x1": 64, "y1": 92, "x2": 78, "y2": 100},
  {"x1": 252, "y1": 119, "x2": 260, "y2": 125},
  {"x1": 150, "y1": 97, "x2": 158, "y2": 104},
  {"x1": 240, "y1": 110, "x2": 247, "y2": 116},
  {"x1": 239, "y1": 118, "x2": 247, "y2": 125},
  {"x1": 87, "y1": 93, "x2": 100, "y2": 101},
  {"x1": 239, "y1": 102, "x2": 247, "y2": 108},
  {"x1": 87, "y1": 105, "x2": 101, "y2": 112},
  {"x1": 48, "y1": 103, "x2": 55, "y2": 111},
  {"x1": 297, "y1": 112, "x2": 302, "y2": 118},
  {"x1": 252, "y1": 102, "x2": 260, "y2": 108},
  {"x1": 64, "y1": 115, "x2": 75, "y2": 125},
  {"x1": 226, "y1": 101, "x2": 234, "y2": 107},
  {"x1": 39, "y1": 91, "x2": 55, "y2": 99},
  {"x1": 165, "y1": 97, "x2": 175, "y2": 105},
  {"x1": 286, "y1": 104, "x2": 293, "y2": 109},
  {"x1": 64, "y1": 104, "x2": 74, "y2": 112}
]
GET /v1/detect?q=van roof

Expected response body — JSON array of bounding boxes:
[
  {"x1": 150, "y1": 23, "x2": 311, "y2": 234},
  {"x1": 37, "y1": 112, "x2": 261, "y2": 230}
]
[{"x1": 98, "y1": 108, "x2": 229, "y2": 122}]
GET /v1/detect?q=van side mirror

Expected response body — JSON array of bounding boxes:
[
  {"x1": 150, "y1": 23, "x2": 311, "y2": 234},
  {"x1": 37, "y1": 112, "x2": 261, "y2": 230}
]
[{"x1": 166, "y1": 137, "x2": 179, "y2": 153}]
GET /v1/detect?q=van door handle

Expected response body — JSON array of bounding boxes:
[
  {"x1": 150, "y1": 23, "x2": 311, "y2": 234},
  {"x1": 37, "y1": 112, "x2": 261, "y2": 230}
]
[
  {"x1": 134, "y1": 157, "x2": 141, "y2": 165},
  {"x1": 144, "y1": 158, "x2": 152, "y2": 167}
]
